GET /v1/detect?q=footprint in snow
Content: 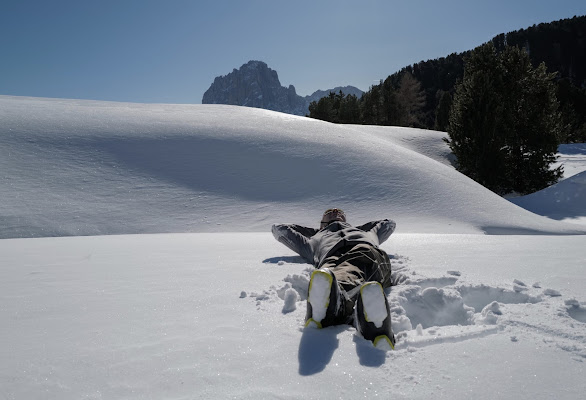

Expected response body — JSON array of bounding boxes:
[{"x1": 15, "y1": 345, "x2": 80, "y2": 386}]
[{"x1": 565, "y1": 299, "x2": 586, "y2": 323}]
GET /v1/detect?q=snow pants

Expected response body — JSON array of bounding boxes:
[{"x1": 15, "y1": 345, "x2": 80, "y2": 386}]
[{"x1": 319, "y1": 243, "x2": 392, "y2": 296}]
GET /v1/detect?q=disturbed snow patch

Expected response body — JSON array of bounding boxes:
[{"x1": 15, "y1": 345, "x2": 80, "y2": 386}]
[
  {"x1": 565, "y1": 299, "x2": 586, "y2": 324},
  {"x1": 390, "y1": 271, "x2": 586, "y2": 358},
  {"x1": 245, "y1": 253, "x2": 586, "y2": 358},
  {"x1": 390, "y1": 275, "x2": 543, "y2": 335},
  {"x1": 395, "y1": 286, "x2": 476, "y2": 329},
  {"x1": 282, "y1": 288, "x2": 299, "y2": 313},
  {"x1": 242, "y1": 265, "x2": 313, "y2": 314}
]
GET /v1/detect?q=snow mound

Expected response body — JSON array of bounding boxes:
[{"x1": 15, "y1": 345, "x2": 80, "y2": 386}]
[
  {"x1": 509, "y1": 170, "x2": 586, "y2": 224},
  {"x1": 1, "y1": 95, "x2": 584, "y2": 238}
]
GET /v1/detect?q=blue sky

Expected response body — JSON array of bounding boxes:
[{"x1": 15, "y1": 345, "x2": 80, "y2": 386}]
[{"x1": 1, "y1": 0, "x2": 585, "y2": 104}]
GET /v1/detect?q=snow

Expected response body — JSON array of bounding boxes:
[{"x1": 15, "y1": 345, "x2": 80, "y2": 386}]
[
  {"x1": 509, "y1": 170, "x2": 586, "y2": 225},
  {"x1": 1, "y1": 95, "x2": 586, "y2": 399},
  {"x1": 282, "y1": 287, "x2": 298, "y2": 313},
  {"x1": 555, "y1": 143, "x2": 586, "y2": 178},
  {"x1": 508, "y1": 144, "x2": 586, "y2": 226},
  {"x1": 2, "y1": 95, "x2": 584, "y2": 238}
]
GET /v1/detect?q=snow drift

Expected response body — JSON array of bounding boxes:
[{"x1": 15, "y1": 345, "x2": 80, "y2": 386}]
[
  {"x1": 510, "y1": 169, "x2": 586, "y2": 225},
  {"x1": 1, "y1": 95, "x2": 584, "y2": 238}
]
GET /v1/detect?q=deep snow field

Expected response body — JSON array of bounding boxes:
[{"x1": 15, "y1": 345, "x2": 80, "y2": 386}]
[{"x1": 1, "y1": 95, "x2": 585, "y2": 399}]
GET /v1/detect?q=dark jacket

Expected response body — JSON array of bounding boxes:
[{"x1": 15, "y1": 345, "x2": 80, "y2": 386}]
[{"x1": 271, "y1": 219, "x2": 396, "y2": 268}]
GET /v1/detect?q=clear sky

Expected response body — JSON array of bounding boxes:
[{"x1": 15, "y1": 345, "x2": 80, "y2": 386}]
[{"x1": 1, "y1": 0, "x2": 585, "y2": 104}]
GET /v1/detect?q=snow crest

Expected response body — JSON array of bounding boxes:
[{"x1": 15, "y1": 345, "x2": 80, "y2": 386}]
[{"x1": 1, "y1": 95, "x2": 584, "y2": 238}]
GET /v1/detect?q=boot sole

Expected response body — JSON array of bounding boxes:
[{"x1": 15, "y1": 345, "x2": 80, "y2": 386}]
[
  {"x1": 373, "y1": 335, "x2": 395, "y2": 351},
  {"x1": 358, "y1": 282, "x2": 395, "y2": 350},
  {"x1": 359, "y1": 282, "x2": 387, "y2": 328},
  {"x1": 305, "y1": 269, "x2": 333, "y2": 328}
]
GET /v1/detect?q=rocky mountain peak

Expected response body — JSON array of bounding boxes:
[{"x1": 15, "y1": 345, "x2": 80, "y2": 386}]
[
  {"x1": 202, "y1": 60, "x2": 363, "y2": 116},
  {"x1": 202, "y1": 60, "x2": 306, "y2": 115}
]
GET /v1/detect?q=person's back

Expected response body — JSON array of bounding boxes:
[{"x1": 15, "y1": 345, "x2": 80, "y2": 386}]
[{"x1": 272, "y1": 214, "x2": 395, "y2": 268}]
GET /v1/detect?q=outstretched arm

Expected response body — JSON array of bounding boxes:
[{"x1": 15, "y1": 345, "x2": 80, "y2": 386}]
[
  {"x1": 355, "y1": 219, "x2": 396, "y2": 245},
  {"x1": 271, "y1": 224, "x2": 317, "y2": 265}
]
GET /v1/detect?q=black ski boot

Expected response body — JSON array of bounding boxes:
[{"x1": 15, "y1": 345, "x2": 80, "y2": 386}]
[
  {"x1": 305, "y1": 268, "x2": 352, "y2": 329},
  {"x1": 354, "y1": 281, "x2": 395, "y2": 350}
]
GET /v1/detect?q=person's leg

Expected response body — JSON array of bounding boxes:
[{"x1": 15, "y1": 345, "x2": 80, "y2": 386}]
[
  {"x1": 355, "y1": 281, "x2": 395, "y2": 350},
  {"x1": 320, "y1": 244, "x2": 395, "y2": 349},
  {"x1": 305, "y1": 244, "x2": 394, "y2": 333},
  {"x1": 305, "y1": 267, "x2": 353, "y2": 328},
  {"x1": 322, "y1": 244, "x2": 392, "y2": 294}
]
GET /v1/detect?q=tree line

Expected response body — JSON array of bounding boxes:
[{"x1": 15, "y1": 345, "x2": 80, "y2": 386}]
[
  {"x1": 308, "y1": 71, "x2": 426, "y2": 127},
  {"x1": 308, "y1": 15, "x2": 586, "y2": 195},
  {"x1": 309, "y1": 15, "x2": 585, "y2": 143}
]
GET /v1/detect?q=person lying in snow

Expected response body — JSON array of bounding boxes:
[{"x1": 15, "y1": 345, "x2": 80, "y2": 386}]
[{"x1": 272, "y1": 208, "x2": 396, "y2": 350}]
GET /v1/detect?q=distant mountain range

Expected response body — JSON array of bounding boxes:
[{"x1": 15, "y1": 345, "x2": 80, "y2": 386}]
[{"x1": 202, "y1": 60, "x2": 363, "y2": 116}]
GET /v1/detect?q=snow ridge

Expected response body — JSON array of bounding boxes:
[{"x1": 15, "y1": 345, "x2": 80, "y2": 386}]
[{"x1": 1, "y1": 95, "x2": 585, "y2": 239}]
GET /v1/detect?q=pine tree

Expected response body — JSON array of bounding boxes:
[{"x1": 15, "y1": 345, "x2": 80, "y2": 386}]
[
  {"x1": 361, "y1": 83, "x2": 383, "y2": 125},
  {"x1": 500, "y1": 46, "x2": 563, "y2": 193},
  {"x1": 448, "y1": 43, "x2": 508, "y2": 193},
  {"x1": 308, "y1": 91, "x2": 361, "y2": 124},
  {"x1": 396, "y1": 72, "x2": 426, "y2": 127},
  {"x1": 379, "y1": 78, "x2": 400, "y2": 125},
  {"x1": 338, "y1": 94, "x2": 360, "y2": 123},
  {"x1": 434, "y1": 90, "x2": 452, "y2": 131},
  {"x1": 447, "y1": 43, "x2": 563, "y2": 195},
  {"x1": 308, "y1": 92, "x2": 335, "y2": 122}
]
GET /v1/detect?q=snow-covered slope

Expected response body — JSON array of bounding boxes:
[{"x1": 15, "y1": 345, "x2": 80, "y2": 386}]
[
  {"x1": 1, "y1": 95, "x2": 583, "y2": 238},
  {"x1": 555, "y1": 143, "x2": 586, "y2": 179},
  {"x1": 509, "y1": 171, "x2": 586, "y2": 225},
  {"x1": 2, "y1": 95, "x2": 586, "y2": 399}
]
